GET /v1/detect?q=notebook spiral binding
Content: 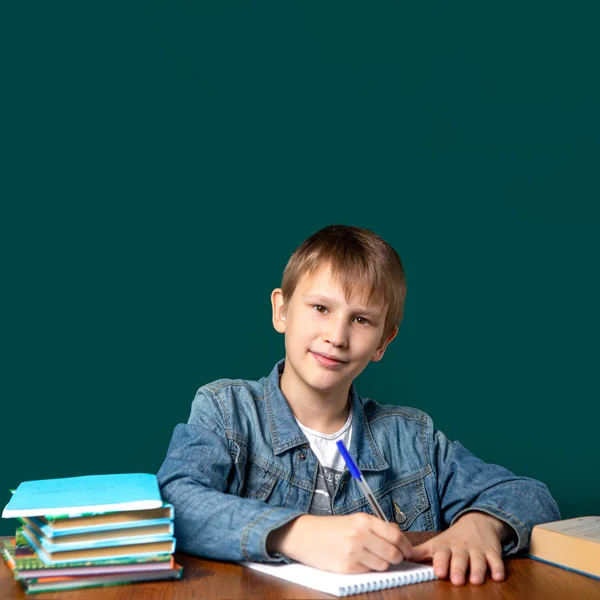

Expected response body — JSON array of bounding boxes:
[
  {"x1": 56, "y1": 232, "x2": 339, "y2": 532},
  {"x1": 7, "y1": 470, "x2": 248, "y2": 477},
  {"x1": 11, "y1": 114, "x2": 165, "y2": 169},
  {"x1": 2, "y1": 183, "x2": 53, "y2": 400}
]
[{"x1": 339, "y1": 569, "x2": 436, "y2": 596}]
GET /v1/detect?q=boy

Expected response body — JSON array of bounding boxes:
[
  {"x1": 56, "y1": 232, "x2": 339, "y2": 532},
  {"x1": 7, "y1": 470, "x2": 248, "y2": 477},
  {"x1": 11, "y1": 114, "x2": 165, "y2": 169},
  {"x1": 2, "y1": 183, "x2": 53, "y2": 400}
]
[{"x1": 157, "y1": 224, "x2": 559, "y2": 586}]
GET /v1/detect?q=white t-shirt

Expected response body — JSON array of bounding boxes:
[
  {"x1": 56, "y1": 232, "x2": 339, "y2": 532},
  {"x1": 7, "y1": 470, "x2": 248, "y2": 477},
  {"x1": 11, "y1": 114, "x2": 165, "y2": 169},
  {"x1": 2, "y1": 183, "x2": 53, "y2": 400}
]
[{"x1": 295, "y1": 409, "x2": 353, "y2": 515}]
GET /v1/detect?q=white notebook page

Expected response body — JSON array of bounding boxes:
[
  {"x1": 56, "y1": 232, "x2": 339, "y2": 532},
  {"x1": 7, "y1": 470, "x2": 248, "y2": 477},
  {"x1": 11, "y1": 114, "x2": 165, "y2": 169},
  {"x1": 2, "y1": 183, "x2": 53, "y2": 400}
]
[{"x1": 242, "y1": 560, "x2": 436, "y2": 597}]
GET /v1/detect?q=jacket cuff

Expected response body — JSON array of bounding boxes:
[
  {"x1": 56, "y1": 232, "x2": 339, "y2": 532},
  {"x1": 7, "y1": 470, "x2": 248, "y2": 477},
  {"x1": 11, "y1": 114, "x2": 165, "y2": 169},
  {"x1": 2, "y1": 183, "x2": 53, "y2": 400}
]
[
  {"x1": 240, "y1": 508, "x2": 305, "y2": 562},
  {"x1": 450, "y1": 505, "x2": 525, "y2": 555}
]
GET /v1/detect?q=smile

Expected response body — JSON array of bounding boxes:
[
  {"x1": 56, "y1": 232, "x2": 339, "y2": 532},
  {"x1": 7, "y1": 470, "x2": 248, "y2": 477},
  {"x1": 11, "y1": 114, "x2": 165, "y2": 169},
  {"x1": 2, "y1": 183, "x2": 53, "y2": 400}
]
[{"x1": 310, "y1": 351, "x2": 347, "y2": 369}]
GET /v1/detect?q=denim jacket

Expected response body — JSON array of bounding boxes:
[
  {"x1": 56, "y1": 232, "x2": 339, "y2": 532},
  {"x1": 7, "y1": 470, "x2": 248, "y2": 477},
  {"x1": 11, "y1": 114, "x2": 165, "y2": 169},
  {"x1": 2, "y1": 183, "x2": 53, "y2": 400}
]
[{"x1": 157, "y1": 359, "x2": 560, "y2": 563}]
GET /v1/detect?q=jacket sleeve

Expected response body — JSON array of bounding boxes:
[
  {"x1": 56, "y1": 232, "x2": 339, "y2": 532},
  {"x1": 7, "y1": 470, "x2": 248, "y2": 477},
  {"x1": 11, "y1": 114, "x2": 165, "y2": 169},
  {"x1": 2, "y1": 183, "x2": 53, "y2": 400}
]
[
  {"x1": 428, "y1": 417, "x2": 560, "y2": 554},
  {"x1": 156, "y1": 387, "x2": 304, "y2": 562}
]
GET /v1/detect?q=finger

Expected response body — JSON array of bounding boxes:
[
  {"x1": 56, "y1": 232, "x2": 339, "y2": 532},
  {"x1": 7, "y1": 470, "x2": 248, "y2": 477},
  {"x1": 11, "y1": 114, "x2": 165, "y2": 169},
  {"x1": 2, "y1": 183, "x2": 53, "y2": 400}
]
[
  {"x1": 368, "y1": 519, "x2": 413, "y2": 560},
  {"x1": 431, "y1": 547, "x2": 451, "y2": 580},
  {"x1": 357, "y1": 547, "x2": 394, "y2": 572},
  {"x1": 449, "y1": 549, "x2": 469, "y2": 586},
  {"x1": 468, "y1": 551, "x2": 487, "y2": 585},
  {"x1": 411, "y1": 541, "x2": 433, "y2": 562},
  {"x1": 486, "y1": 550, "x2": 505, "y2": 581},
  {"x1": 365, "y1": 531, "x2": 410, "y2": 566}
]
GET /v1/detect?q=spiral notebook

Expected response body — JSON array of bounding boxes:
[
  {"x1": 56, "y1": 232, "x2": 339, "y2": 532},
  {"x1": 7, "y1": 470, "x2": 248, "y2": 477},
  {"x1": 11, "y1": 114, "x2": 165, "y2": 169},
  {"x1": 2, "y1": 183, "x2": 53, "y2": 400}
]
[{"x1": 241, "y1": 560, "x2": 437, "y2": 597}]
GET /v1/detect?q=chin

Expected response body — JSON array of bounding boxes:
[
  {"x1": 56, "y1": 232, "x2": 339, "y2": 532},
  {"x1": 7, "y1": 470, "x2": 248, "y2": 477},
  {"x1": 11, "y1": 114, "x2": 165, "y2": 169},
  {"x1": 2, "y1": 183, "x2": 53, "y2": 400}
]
[{"x1": 306, "y1": 369, "x2": 352, "y2": 392}]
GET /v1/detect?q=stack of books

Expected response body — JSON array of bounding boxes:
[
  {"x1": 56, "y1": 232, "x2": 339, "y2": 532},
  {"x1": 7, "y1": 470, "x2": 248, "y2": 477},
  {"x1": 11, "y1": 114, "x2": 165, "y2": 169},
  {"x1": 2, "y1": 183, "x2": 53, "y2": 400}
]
[{"x1": 1, "y1": 473, "x2": 182, "y2": 594}]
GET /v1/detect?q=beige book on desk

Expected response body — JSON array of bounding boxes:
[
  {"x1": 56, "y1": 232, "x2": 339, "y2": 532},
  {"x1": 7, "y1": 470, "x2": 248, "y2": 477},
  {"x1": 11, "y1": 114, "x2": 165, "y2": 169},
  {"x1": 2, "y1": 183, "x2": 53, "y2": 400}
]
[{"x1": 528, "y1": 516, "x2": 600, "y2": 579}]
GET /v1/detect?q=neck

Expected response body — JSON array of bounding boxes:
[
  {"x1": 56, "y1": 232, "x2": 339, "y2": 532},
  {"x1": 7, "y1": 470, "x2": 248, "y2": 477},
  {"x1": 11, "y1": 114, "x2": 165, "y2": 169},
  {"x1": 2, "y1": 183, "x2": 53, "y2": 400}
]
[{"x1": 279, "y1": 365, "x2": 351, "y2": 435}]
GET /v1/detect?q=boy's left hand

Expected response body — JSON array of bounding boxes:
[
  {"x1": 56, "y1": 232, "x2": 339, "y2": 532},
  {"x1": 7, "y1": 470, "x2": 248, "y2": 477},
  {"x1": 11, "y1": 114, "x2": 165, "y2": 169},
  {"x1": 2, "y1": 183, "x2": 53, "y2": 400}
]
[{"x1": 411, "y1": 512, "x2": 512, "y2": 586}]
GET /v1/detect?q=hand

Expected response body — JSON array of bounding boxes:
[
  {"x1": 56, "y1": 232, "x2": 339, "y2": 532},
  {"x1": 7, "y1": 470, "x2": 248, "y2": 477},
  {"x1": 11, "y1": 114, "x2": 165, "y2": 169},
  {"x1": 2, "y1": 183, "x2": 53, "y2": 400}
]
[
  {"x1": 267, "y1": 513, "x2": 413, "y2": 574},
  {"x1": 411, "y1": 512, "x2": 512, "y2": 585}
]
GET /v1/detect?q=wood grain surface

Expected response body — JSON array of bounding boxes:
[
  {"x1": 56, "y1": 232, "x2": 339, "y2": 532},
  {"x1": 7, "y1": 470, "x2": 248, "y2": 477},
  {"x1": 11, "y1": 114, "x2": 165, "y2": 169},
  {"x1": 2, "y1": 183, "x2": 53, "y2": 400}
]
[{"x1": 2, "y1": 533, "x2": 600, "y2": 600}]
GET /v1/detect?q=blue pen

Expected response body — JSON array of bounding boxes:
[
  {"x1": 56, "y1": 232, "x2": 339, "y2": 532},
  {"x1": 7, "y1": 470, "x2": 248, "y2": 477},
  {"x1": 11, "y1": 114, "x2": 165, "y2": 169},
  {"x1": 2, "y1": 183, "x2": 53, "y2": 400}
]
[{"x1": 336, "y1": 440, "x2": 389, "y2": 522}]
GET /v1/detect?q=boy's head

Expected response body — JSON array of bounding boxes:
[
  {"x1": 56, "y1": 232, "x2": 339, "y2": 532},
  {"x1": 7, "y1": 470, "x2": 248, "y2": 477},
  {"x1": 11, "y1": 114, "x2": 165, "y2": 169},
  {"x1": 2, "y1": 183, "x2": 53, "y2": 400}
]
[
  {"x1": 271, "y1": 225, "x2": 407, "y2": 394},
  {"x1": 279, "y1": 225, "x2": 406, "y2": 343}
]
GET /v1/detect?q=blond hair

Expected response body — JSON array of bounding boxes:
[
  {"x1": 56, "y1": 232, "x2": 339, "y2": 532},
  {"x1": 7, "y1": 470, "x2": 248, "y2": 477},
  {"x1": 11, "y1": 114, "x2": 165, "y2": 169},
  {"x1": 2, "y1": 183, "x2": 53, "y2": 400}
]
[{"x1": 281, "y1": 225, "x2": 407, "y2": 343}]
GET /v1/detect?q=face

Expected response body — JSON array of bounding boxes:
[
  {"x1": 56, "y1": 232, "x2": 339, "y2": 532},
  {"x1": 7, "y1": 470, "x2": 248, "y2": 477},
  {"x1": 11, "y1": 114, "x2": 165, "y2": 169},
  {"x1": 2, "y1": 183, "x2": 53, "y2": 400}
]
[{"x1": 271, "y1": 265, "x2": 397, "y2": 397}]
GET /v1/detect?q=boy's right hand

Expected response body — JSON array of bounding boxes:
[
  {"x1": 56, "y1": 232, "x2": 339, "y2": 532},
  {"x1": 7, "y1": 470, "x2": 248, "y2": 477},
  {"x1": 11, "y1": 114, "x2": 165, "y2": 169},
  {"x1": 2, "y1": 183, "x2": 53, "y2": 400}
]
[{"x1": 266, "y1": 513, "x2": 413, "y2": 574}]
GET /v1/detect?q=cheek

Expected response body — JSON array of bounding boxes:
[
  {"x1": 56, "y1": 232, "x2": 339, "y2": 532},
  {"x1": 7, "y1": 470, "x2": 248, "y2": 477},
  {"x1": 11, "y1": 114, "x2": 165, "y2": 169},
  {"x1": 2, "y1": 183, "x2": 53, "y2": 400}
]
[
  {"x1": 293, "y1": 313, "x2": 318, "y2": 333},
  {"x1": 285, "y1": 321, "x2": 313, "y2": 350},
  {"x1": 359, "y1": 335, "x2": 384, "y2": 356}
]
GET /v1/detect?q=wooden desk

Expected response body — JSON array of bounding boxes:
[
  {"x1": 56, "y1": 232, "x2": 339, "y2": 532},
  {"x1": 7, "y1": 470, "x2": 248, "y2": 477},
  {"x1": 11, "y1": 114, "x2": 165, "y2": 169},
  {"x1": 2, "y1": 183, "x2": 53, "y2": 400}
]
[{"x1": 2, "y1": 533, "x2": 600, "y2": 600}]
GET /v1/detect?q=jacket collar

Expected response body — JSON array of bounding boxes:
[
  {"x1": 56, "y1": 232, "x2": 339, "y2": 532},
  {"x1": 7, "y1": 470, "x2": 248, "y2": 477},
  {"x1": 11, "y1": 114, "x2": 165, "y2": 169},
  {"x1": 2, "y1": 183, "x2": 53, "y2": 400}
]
[{"x1": 264, "y1": 359, "x2": 389, "y2": 472}]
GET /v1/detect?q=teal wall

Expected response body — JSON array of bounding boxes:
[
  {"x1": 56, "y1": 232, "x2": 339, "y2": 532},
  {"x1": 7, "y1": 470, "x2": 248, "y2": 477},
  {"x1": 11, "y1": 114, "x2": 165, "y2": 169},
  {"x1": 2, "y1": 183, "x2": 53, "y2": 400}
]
[{"x1": 2, "y1": 2, "x2": 599, "y2": 535}]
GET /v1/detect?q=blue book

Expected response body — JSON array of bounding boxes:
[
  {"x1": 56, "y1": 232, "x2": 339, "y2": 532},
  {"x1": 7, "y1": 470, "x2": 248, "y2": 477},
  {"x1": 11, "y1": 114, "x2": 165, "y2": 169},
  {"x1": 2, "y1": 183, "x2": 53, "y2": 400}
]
[
  {"x1": 20, "y1": 526, "x2": 176, "y2": 566},
  {"x1": 23, "y1": 520, "x2": 175, "y2": 552},
  {"x1": 2, "y1": 474, "x2": 163, "y2": 518},
  {"x1": 22, "y1": 503, "x2": 174, "y2": 537}
]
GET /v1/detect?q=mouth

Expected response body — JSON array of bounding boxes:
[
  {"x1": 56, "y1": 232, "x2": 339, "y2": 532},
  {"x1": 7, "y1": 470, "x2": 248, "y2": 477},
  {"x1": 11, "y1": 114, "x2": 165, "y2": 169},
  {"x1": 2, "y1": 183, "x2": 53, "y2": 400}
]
[{"x1": 310, "y1": 351, "x2": 347, "y2": 368}]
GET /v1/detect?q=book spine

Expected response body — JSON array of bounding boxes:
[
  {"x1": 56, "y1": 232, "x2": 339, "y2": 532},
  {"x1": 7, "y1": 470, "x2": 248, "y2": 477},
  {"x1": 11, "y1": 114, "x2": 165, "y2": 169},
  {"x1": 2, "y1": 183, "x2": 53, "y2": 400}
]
[
  {"x1": 39, "y1": 534, "x2": 176, "y2": 552},
  {"x1": 526, "y1": 554, "x2": 600, "y2": 581},
  {"x1": 39, "y1": 518, "x2": 174, "y2": 537}
]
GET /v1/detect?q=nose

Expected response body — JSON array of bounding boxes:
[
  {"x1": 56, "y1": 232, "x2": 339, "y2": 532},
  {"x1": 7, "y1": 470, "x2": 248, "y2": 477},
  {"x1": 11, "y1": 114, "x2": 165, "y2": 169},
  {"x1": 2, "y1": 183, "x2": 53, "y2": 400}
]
[{"x1": 323, "y1": 316, "x2": 349, "y2": 348}]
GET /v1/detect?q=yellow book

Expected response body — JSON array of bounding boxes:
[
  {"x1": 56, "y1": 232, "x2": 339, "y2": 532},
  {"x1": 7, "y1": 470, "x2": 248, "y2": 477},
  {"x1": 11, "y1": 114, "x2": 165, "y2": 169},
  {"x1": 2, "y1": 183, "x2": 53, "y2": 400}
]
[{"x1": 528, "y1": 516, "x2": 600, "y2": 580}]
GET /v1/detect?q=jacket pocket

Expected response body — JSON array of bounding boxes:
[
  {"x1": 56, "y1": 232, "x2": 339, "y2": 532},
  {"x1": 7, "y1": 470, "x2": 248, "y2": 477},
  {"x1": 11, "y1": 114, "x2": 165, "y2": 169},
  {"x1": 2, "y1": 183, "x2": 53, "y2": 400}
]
[
  {"x1": 227, "y1": 439, "x2": 280, "y2": 503},
  {"x1": 242, "y1": 457, "x2": 279, "y2": 502},
  {"x1": 378, "y1": 469, "x2": 432, "y2": 531}
]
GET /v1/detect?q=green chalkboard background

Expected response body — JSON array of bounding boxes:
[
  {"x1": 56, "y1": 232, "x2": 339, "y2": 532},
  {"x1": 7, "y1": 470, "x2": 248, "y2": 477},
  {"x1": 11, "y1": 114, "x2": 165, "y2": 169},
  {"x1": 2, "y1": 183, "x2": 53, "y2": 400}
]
[{"x1": 1, "y1": 1, "x2": 599, "y2": 535}]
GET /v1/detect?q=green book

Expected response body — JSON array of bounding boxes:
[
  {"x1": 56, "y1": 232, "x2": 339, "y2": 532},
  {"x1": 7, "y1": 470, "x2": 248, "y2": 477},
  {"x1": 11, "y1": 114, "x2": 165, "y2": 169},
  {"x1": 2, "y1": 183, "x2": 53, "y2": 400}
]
[
  {"x1": 20, "y1": 566, "x2": 183, "y2": 594},
  {"x1": 5, "y1": 535, "x2": 171, "y2": 571},
  {"x1": 3, "y1": 537, "x2": 181, "y2": 596},
  {"x1": 2, "y1": 539, "x2": 180, "y2": 590}
]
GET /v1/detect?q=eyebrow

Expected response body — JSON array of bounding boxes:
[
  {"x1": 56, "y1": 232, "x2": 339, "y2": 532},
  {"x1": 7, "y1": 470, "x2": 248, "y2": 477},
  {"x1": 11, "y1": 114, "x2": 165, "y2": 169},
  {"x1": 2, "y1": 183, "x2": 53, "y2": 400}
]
[{"x1": 302, "y1": 294, "x2": 381, "y2": 317}]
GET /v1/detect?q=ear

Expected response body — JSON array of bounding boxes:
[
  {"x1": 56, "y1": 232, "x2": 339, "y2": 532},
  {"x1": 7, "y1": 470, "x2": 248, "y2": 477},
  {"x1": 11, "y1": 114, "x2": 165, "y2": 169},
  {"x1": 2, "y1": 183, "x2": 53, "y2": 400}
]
[
  {"x1": 271, "y1": 288, "x2": 287, "y2": 334},
  {"x1": 370, "y1": 326, "x2": 398, "y2": 362}
]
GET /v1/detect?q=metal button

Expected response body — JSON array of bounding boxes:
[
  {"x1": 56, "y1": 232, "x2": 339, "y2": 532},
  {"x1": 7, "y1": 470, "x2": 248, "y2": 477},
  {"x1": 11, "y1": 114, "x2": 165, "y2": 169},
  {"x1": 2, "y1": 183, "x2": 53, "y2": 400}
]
[
  {"x1": 298, "y1": 452, "x2": 306, "y2": 461},
  {"x1": 395, "y1": 510, "x2": 407, "y2": 524}
]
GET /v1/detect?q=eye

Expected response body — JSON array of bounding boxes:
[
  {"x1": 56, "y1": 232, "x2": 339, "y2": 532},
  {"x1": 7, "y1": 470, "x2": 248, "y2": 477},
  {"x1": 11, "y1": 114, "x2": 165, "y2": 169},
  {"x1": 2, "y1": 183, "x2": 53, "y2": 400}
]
[
  {"x1": 313, "y1": 305, "x2": 328, "y2": 314},
  {"x1": 354, "y1": 316, "x2": 370, "y2": 325}
]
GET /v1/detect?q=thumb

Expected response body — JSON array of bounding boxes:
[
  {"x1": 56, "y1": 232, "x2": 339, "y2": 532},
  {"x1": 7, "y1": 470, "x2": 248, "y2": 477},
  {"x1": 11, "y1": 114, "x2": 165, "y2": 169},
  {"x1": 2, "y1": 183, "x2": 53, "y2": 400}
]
[{"x1": 410, "y1": 541, "x2": 433, "y2": 562}]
